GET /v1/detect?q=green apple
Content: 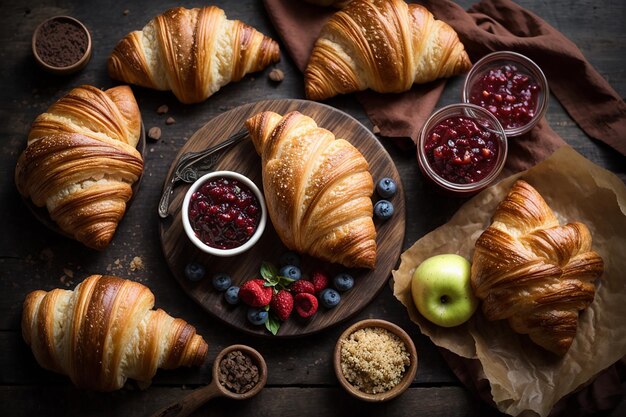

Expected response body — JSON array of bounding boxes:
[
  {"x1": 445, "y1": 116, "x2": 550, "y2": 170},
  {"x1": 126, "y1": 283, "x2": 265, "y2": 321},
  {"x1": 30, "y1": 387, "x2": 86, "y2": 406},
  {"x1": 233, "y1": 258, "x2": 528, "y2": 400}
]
[{"x1": 411, "y1": 254, "x2": 478, "y2": 327}]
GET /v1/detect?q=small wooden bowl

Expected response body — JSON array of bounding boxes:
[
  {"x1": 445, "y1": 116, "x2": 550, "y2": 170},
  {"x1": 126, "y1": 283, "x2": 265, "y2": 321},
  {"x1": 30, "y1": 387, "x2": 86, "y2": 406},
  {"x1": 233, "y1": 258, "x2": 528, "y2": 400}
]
[
  {"x1": 334, "y1": 319, "x2": 418, "y2": 402},
  {"x1": 212, "y1": 344, "x2": 268, "y2": 400},
  {"x1": 32, "y1": 16, "x2": 92, "y2": 75}
]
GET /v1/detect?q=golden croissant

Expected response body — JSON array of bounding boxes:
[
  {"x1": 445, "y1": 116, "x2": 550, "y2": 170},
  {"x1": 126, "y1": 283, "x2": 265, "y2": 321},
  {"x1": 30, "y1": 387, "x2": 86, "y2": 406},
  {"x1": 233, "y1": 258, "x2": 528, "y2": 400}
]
[
  {"x1": 471, "y1": 180, "x2": 604, "y2": 355},
  {"x1": 108, "y1": 6, "x2": 280, "y2": 104},
  {"x1": 246, "y1": 111, "x2": 376, "y2": 269},
  {"x1": 15, "y1": 85, "x2": 143, "y2": 250},
  {"x1": 304, "y1": 0, "x2": 471, "y2": 100},
  {"x1": 22, "y1": 275, "x2": 208, "y2": 391}
]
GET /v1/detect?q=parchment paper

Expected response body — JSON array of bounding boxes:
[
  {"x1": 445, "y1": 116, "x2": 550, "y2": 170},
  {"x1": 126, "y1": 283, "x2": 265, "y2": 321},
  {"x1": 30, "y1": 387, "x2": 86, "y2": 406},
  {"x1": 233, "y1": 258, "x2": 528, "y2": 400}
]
[{"x1": 392, "y1": 146, "x2": 626, "y2": 417}]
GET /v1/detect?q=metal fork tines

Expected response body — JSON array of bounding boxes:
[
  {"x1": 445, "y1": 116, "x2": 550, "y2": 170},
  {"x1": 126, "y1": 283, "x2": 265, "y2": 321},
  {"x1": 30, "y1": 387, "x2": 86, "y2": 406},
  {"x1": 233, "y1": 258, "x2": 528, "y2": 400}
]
[{"x1": 158, "y1": 129, "x2": 249, "y2": 218}]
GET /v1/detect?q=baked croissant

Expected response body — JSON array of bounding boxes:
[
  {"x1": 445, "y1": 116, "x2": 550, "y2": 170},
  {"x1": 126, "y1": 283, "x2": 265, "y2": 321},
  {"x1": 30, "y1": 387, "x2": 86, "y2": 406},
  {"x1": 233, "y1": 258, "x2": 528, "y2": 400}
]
[
  {"x1": 108, "y1": 6, "x2": 280, "y2": 104},
  {"x1": 471, "y1": 180, "x2": 604, "y2": 355},
  {"x1": 246, "y1": 111, "x2": 376, "y2": 269},
  {"x1": 22, "y1": 275, "x2": 208, "y2": 391},
  {"x1": 304, "y1": 0, "x2": 471, "y2": 100},
  {"x1": 15, "y1": 85, "x2": 143, "y2": 250}
]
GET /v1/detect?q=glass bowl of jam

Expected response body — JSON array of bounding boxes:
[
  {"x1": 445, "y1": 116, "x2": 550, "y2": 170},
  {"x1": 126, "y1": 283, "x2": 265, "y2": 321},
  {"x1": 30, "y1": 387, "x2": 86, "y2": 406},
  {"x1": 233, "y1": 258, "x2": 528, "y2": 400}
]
[
  {"x1": 182, "y1": 171, "x2": 267, "y2": 257},
  {"x1": 418, "y1": 103, "x2": 507, "y2": 196},
  {"x1": 462, "y1": 51, "x2": 548, "y2": 137}
]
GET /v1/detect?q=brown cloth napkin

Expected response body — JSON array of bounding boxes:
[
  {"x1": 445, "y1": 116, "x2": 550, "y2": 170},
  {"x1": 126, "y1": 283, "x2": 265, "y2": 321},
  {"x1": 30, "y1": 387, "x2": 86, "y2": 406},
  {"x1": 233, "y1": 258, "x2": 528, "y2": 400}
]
[
  {"x1": 264, "y1": 0, "x2": 626, "y2": 158},
  {"x1": 264, "y1": 0, "x2": 626, "y2": 415}
]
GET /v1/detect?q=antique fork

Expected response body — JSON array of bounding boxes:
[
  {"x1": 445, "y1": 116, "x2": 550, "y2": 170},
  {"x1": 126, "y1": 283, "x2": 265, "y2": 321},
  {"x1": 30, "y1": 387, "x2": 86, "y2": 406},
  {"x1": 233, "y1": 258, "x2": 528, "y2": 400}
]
[{"x1": 157, "y1": 129, "x2": 249, "y2": 218}]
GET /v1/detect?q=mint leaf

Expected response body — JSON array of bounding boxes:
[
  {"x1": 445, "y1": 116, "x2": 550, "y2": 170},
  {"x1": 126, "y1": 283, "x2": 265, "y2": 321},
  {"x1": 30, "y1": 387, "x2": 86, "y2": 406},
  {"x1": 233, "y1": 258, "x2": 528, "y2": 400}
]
[
  {"x1": 265, "y1": 316, "x2": 280, "y2": 336},
  {"x1": 264, "y1": 275, "x2": 280, "y2": 287},
  {"x1": 260, "y1": 262, "x2": 278, "y2": 281}
]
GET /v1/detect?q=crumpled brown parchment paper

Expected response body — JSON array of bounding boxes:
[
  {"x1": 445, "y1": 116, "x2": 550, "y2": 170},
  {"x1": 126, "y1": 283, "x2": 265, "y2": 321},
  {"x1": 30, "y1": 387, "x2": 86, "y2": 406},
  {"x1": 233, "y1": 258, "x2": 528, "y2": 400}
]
[{"x1": 392, "y1": 146, "x2": 626, "y2": 417}]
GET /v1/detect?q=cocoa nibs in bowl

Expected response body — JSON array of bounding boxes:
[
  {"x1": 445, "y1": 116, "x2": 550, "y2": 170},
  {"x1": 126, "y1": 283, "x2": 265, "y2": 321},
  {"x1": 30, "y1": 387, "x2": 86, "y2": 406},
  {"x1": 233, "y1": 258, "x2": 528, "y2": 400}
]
[
  {"x1": 218, "y1": 350, "x2": 260, "y2": 394},
  {"x1": 35, "y1": 18, "x2": 88, "y2": 68}
]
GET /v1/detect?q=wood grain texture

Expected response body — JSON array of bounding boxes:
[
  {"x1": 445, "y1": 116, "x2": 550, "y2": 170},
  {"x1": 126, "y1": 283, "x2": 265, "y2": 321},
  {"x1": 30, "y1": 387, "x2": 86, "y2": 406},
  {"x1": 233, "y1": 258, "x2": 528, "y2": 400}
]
[
  {"x1": 159, "y1": 99, "x2": 405, "y2": 337},
  {"x1": 0, "y1": 0, "x2": 624, "y2": 416}
]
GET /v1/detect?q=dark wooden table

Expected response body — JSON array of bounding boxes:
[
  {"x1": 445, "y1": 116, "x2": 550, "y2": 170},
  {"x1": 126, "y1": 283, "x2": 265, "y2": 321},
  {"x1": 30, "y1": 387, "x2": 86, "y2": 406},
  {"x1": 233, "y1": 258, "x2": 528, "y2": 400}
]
[{"x1": 1, "y1": 1, "x2": 624, "y2": 416}]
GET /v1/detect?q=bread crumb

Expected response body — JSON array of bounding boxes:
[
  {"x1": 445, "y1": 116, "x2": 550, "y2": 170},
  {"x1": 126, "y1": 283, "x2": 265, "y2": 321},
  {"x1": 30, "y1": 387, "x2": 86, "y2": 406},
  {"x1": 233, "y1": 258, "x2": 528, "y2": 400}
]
[
  {"x1": 156, "y1": 104, "x2": 169, "y2": 114},
  {"x1": 340, "y1": 327, "x2": 410, "y2": 394},
  {"x1": 268, "y1": 68, "x2": 284, "y2": 82},
  {"x1": 123, "y1": 9, "x2": 130, "y2": 16},
  {"x1": 130, "y1": 256, "x2": 144, "y2": 271},
  {"x1": 148, "y1": 126, "x2": 161, "y2": 141},
  {"x1": 165, "y1": 117, "x2": 176, "y2": 125},
  {"x1": 372, "y1": 125, "x2": 381, "y2": 135},
  {"x1": 63, "y1": 268, "x2": 74, "y2": 278}
]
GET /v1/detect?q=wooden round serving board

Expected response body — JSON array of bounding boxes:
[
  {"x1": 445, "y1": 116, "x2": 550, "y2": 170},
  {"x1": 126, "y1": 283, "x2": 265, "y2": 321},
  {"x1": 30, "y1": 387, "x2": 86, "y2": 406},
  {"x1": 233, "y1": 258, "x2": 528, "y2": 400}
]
[{"x1": 159, "y1": 99, "x2": 406, "y2": 337}]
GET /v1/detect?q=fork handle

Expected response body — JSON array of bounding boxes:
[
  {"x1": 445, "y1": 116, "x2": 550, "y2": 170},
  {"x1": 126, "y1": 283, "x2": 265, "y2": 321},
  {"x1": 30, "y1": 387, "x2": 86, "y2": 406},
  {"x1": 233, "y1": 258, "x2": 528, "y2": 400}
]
[{"x1": 158, "y1": 177, "x2": 178, "y2": 218}]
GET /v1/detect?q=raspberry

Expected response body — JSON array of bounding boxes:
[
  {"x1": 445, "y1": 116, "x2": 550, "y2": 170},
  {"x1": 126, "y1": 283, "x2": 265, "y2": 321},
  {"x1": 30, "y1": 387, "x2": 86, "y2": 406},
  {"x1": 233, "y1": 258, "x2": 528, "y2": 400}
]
[
  {"x1": 311, "y1": 271, "x2": 329, "y2": 293},
  {"x1": 294, "y1": 293, "x2": 318, "y2": 318},
  {"x1": 239, "y1": 279, "x2": 272, "y2": 307},
  {"x1": 290, "y1": 279, "x2": 315, "y2": 295},
  {"x1": 270, "y1": 290, "x2": 294, "y2": 321}
]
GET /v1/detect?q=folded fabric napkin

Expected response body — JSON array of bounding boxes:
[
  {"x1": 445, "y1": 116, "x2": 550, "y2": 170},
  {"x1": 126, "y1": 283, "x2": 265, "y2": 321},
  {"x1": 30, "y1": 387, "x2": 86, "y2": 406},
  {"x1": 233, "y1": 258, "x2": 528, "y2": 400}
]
[
  {"x1": 263, "y1": 0, "x2": 626, "y2": 414},
  {"x1": 264, "y1": 0, "x2": 626, "y2": 164}
]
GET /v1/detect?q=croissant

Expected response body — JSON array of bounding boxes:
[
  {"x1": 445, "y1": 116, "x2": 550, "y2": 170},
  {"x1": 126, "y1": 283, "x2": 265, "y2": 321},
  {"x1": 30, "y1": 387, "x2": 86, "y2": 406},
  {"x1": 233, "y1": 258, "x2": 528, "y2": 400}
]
[
  {"x1": 22, "y1": 275, "x2": 208, "y2": 391},
  {"x1": 304, "y1": 0, "x2": 471, "y2": 100},
  {"x1": 246, "y1": 111, "x2": 376, "y2": 269},
  {"x1": 15, "y1": 85, "x2": 143, "y2": 250},
  {"x1": 471, "y1": 180, "x2": 604, "y2": 355},
  {"x1": 108, "y1": 6, "x2": 280, "y2": 104}
]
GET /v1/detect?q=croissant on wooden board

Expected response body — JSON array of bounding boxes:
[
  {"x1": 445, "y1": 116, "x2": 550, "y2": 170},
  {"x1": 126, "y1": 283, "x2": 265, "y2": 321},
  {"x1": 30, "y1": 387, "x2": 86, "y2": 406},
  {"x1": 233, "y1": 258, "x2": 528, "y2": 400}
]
[
  {"x1": 22, "y1": 275, "x2": 208, "y2": 391},
  {"x1": 471, "y1": 180, "x2": 604, "y2": 355},
  {"x1": 304, "y1": 0, "x2": 471, "y2": 100},
  {"x1": 108, "y1": 6, "x2": 280, "y2": 104},
  {"x1": 15, "y1": 85, "x2": 143, "y2": 250},
  {"x1": 245, "y1": 111, "x2": 377, "y2": 269}
]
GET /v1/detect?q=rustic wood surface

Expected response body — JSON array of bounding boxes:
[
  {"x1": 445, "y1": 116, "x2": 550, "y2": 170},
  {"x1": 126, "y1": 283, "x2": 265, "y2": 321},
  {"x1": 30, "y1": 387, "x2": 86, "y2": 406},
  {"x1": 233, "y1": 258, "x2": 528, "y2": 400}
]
[
  {"x1": 0, "y1": 1, "x2": 624, "y2": 416},
  {"x1": 160, "y1": 99, "x2": 406, "y2": 338}
]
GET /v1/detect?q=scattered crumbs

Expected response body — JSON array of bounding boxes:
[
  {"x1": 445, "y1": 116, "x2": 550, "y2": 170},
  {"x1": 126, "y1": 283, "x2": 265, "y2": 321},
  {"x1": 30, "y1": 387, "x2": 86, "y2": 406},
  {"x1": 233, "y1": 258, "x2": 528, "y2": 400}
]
[
  {"x1": 268, "y1": 68, "x2": 284, "y2": 82},
  {"x1": 123, "y1": 9, "x2": 129, "y2": 16},
  {"x1": 372, "y1": 125, "x2": 381, "y2": 135},
  {"x1": 63, "y1": 268, "x2": 74, "y2": 278},
  {"x1": 150, "y1": 148, "x2": 155, "y2": 152},
  {"x1": 106, "y1": 264, "x2": 112, "y2": 272},
  {"x1": 165, "y1": 116, "x2": 176, "y2": 125},
  {"x1": 114, "y1": 259, "x2": 121, "y2": 266},
  {"x1": 40, "y1": 248, "x2": 53, "y2": 262},
  {"x1": 129, "y1": 256, "x2": 144, "y2": 271},
  {"x1": 148, "y1": 126, "x2": 162, "y2": 141},
  {"x1": 156, "y1": 104, "x2": 169, "y2": 115}
]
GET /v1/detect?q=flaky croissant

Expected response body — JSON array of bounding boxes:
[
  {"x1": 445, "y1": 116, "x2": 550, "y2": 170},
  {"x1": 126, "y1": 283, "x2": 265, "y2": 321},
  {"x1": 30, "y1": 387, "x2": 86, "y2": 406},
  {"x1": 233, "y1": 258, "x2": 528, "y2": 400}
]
[
  {"x1": 15, "y1": 85, "x2": 143, "y2": 250},
  {"x1": 304, "y1": 0, "x2": 471, "y2": 100},
  {"x1": 22, "y1": 275, "x2": 208, "y2": 391},
  {"x1": 471, "y1": 180, "x2": 604, "y2": 355},
  {"x1": 246, "y1": 111, "x2": 376, "y2": 269},
  {"x1": 108, "y1": 6, "x2": 280, "y2": 104}
]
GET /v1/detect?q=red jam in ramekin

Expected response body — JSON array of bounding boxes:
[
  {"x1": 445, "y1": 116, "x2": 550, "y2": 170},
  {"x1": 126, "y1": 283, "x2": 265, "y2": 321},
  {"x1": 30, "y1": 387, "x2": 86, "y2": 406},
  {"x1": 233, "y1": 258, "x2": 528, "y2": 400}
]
[
  {"x1": 418, "y1": 103, "x2": 507, "y2": 196},
  {"x1": 188, "y1": 177, "x2": 261, "y2": 250},
  {"x1": 424, "y1": 116, "x2": 500, "y2": 184},
  {"x1": 463, "y1": 51, "x2": 548, "y2": 137},
  {"x1": 468, "y1": 64, "x2": 540, "y2": 130}
]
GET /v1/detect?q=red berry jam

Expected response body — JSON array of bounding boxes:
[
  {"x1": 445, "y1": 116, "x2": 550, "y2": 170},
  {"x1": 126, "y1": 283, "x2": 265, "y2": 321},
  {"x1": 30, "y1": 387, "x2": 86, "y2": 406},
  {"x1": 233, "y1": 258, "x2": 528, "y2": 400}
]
[
  {"x1": 469, "y1": 64, "x2": 540, "y2": 129},
  {"x1": 424, "y1": 116, "x2": 499, "y2": 184},
  {"x1": 188, "y1": 177, "x2": 261, "y2": 250}
]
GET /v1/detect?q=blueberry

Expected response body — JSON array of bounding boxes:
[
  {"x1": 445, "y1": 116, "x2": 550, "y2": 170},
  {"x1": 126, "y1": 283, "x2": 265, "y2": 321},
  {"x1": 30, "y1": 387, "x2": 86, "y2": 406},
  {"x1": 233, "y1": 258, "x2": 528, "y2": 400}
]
[
  {"x1": 377, "y1": 178, "x2": 397, "y2": 198},
  {"x1": 374, "y1": 200, "x2": 394, "y2": 220},
  {"x1": 333, "y1": 273, "x2": 354, "y2": 292},
  {"x1": 279, "y1": 265, "x2": 302, "y2": 280},
  {"x1": 279, "y1": 251, "x2": 301, "y2": 268},
  {"x1": 184, "y1": 262, "x2": 206, "y2": 281},
  {"x1": 212, "y1": 272, "x2": 232, "y2": 291},
  {"x1": 320, "y1": 288, "x2": 341, "y2": 308},
  {"x1": 247, "y1": 307, "x2": 268, "y2": 325},
  {"x1": 224, "y1": 286, "x2": 240, "y2": 305}
]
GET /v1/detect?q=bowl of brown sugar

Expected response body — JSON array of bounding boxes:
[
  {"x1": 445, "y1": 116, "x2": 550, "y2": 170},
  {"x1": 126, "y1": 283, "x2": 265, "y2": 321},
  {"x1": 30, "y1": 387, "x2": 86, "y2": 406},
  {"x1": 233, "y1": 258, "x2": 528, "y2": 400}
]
[
  {"x1": 334, "y1": 319, "x2": 418, "y2": 402},
  {"x1": 32, "y1": 16, "x2": 92, "y2": 74}
]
